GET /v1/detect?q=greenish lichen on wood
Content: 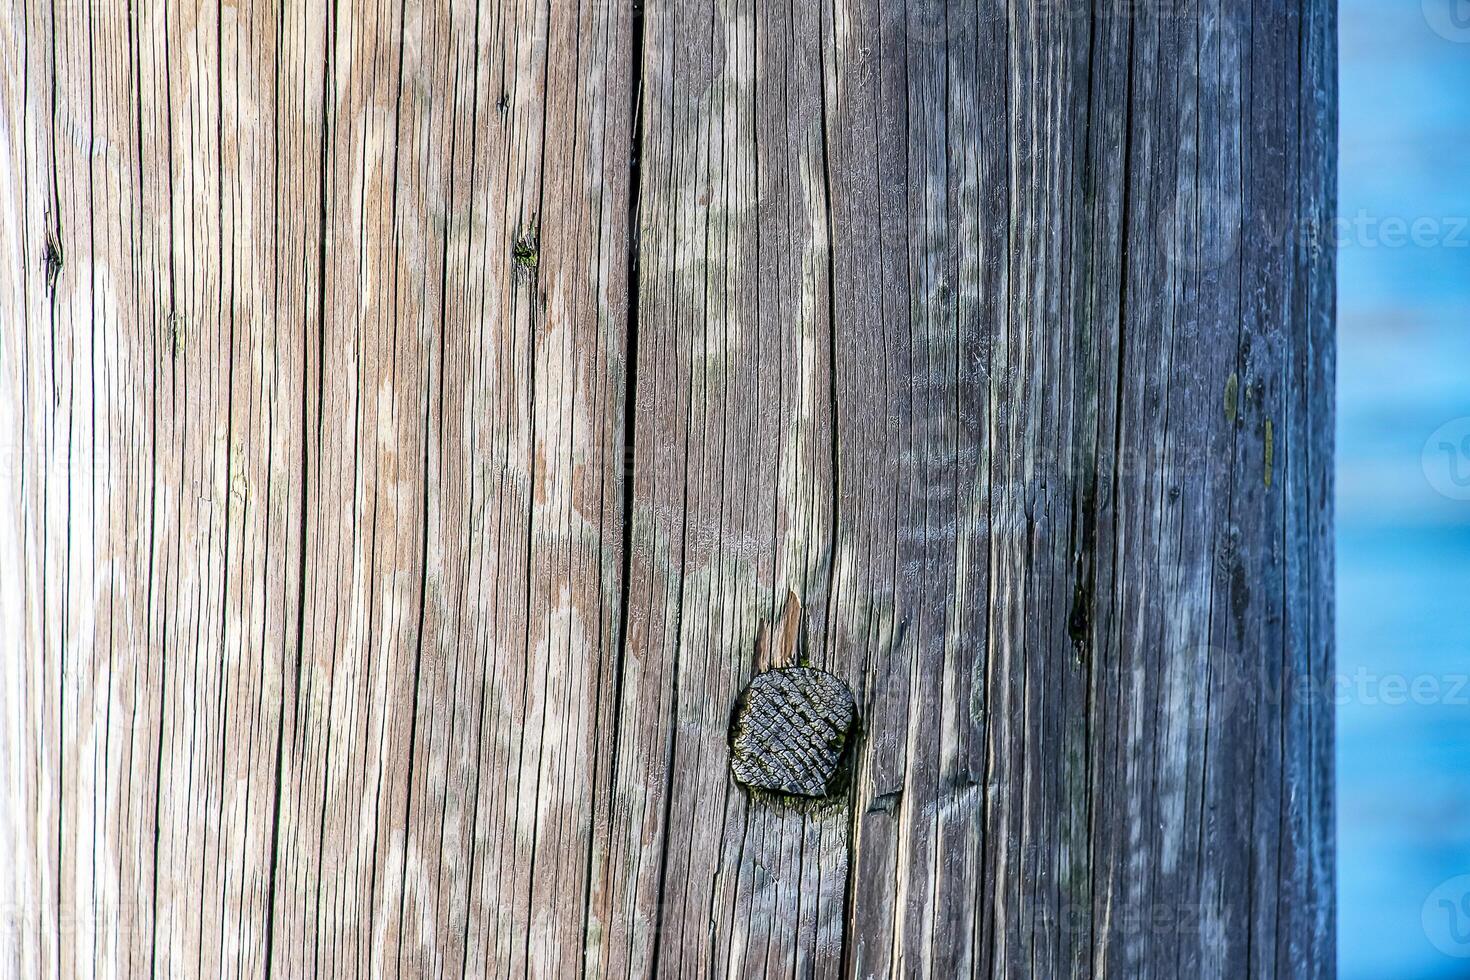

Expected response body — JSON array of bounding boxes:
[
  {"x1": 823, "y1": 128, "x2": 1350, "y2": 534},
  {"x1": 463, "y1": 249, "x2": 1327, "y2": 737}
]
[
  {"x1": 512, "y1": 228, "x2": 539, "y2": 270},
  {"x1": 1265, "y1": 418, "x2": 1275, "y2": 487}
]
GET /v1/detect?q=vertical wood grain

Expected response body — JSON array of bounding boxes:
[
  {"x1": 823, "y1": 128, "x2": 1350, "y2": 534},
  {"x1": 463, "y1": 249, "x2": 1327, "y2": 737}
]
[{"x1": 1, "y1": 0, "x2": 1334, "y2": 976}]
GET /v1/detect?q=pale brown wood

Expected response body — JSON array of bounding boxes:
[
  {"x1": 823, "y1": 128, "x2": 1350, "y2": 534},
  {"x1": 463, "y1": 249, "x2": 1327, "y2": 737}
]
[
  {"x1": 2, "y1": 0, "x2": 1334, "y2": 977},
  {"x1": 2, "y1": 0, "x2": 632, "y2": 974}
]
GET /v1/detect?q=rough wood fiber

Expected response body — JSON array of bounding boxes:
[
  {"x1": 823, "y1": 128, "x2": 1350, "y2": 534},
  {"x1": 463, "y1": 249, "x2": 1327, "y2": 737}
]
[{"x1": 1, "y1": 0, "x2": 1334, "y2": 977}]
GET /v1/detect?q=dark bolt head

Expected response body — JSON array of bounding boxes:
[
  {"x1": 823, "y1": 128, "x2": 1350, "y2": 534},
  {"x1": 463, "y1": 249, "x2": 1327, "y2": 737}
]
[{"x1": 728, "y1": 667, "x2": 857, "y2": 799}]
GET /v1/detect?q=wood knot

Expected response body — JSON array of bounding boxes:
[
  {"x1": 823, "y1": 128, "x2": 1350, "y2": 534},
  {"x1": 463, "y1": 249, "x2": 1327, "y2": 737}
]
[{"x1": 729, "y1": 667, "x2": 856, "y2": 799}]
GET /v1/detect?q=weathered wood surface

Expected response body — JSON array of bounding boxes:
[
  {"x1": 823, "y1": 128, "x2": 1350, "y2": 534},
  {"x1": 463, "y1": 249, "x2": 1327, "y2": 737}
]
[{"x1": 0, "y1": 0, "x2": 1335, "y2": 976}]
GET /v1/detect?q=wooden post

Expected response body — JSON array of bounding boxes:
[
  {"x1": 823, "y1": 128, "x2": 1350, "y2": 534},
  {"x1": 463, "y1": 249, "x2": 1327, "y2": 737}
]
[{"x1": 1, "y1": 0, "x2": 1335, "y2": 975}]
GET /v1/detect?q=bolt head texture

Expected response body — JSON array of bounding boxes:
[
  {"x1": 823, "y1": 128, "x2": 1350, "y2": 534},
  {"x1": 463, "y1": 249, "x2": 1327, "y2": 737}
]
[{"x1": 729, "y1": 667, "x2": 857, "y2": 799}]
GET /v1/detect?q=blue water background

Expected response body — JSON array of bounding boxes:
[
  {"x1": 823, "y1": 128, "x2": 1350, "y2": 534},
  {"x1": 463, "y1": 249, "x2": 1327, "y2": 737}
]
[{"x1": 1339, "y1": 2, "x2": 1470, "y2": 976}]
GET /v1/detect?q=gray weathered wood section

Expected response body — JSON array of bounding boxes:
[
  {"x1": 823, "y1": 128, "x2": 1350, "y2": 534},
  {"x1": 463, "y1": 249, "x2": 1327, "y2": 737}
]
[{"x1": 0, "y1": 0, "x2": 1335, "y2": 976}]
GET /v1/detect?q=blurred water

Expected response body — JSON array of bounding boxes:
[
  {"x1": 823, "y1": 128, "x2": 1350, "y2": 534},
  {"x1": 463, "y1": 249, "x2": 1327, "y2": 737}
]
[{"x1": 1339, "y1": 1, "x2": 1470, "y2": 977}]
